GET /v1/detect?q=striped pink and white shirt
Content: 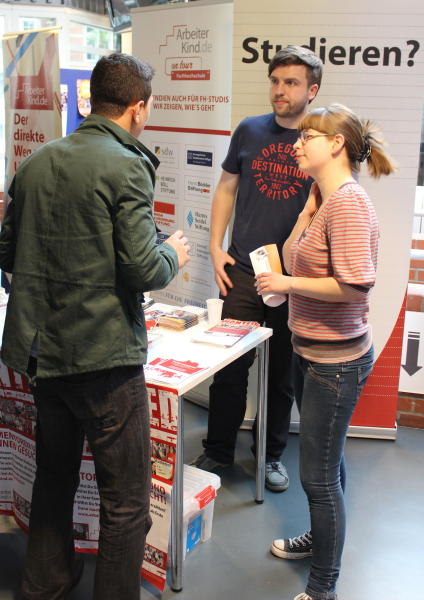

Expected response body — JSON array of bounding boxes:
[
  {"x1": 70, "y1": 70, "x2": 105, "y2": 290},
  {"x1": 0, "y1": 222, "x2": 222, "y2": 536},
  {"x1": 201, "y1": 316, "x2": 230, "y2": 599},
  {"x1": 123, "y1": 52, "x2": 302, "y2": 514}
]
[{"x1": 289, "y1": 181, "x2": 379, "y2": 351}]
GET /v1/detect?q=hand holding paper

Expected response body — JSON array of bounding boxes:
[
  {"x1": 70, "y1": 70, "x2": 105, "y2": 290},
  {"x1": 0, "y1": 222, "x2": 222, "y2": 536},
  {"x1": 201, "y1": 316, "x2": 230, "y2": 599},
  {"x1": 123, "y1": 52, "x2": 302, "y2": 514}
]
[
  {"x1": 255, "y1": 271, "x2": 292, "y2": 297},
  {"x1": 249, "y1": 244, "x2": 287, "y2": 307}
]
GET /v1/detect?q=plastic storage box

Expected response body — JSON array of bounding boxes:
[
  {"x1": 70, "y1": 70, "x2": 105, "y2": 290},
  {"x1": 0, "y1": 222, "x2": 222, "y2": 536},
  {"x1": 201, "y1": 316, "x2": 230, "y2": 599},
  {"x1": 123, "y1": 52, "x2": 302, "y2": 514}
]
[{"x1": 182, "y1": 464, "x2": 221, "y2": 558}]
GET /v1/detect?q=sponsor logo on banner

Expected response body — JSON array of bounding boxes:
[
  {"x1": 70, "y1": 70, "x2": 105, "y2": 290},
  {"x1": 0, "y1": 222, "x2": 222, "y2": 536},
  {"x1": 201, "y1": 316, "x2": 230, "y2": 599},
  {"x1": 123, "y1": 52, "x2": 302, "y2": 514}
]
[
  {"x1": 184, "y1": 206, "x2": 210, "y2": 233},
  {"x1": 181, "y1": 265, "x2": 212, "y2": 295},
  {"x1": 189, "y1": 239, "x2": 210, "y2": 264},
  {"x1": 186, "y1": 147, "x2": 213, "y2": 167},
  {"x1": 153, "y1": 142, "x2": 179, "y2": 167},
  {"x1": 156, "y1": 173, "x2": 178, "y2": 198},
  {"x1": 153, "y1": 201, "x2": 177, "y2": 230},
  {"x1": 185, "y1": 175, "x2": 212, "y2": 198},
  {"x1": 186, "y1": 210, "x2": 194, "y2": 228}
]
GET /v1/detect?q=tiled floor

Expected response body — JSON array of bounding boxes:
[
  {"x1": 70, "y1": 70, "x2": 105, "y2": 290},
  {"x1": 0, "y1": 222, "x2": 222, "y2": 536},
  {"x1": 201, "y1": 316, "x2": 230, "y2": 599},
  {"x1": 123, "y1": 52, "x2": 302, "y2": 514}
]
[{"x1": 1, "y1": 401, "x2": 423, "y2": 600}]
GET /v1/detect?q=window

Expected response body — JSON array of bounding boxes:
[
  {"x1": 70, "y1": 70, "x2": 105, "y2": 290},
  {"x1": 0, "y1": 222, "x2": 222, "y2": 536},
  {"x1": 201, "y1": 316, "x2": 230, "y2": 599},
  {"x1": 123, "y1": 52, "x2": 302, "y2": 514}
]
[
  {"x1": 70, "y1": 22, "x2": 119, "y2": 67},
  {"x1": 19, "y1": 16, "x2": 57, "y2": 31}
]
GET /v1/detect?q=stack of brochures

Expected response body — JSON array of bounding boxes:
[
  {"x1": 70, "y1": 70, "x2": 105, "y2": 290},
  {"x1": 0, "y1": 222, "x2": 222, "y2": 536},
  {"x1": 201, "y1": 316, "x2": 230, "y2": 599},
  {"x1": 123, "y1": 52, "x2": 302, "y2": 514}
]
[
  {"x1": 145, "y1": 303, "x2": 207, "y2": 331},
  {"x1": 183, "y1": 304, "x2": 207, "y2": 321},
  {"x1": 192, "y1": 319, "x2": 260, "y2": 347},
  {"x1": 158, "y1": 308, "x2": 199, "y2": 330}
]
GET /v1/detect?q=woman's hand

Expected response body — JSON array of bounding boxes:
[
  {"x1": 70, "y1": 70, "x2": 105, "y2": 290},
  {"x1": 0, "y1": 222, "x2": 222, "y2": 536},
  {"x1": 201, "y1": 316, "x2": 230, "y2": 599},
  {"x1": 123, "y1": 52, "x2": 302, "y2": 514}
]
[
  {"x1": 255, "y1": 272, "x2": 291, "y2": 295},
  {"x1": 302, "y1": 181, "x2": 322, "y2": 217}
]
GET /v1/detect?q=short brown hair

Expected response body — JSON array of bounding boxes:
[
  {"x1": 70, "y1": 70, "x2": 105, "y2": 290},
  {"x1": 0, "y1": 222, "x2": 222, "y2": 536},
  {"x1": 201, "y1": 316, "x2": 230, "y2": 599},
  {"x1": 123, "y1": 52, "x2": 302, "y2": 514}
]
[
  {"x1": 90, "y1": 53, "x2": 154, "y2": 118},
  {"x1": 268, "y1": 45, "x2": 323, "y2": 89}
]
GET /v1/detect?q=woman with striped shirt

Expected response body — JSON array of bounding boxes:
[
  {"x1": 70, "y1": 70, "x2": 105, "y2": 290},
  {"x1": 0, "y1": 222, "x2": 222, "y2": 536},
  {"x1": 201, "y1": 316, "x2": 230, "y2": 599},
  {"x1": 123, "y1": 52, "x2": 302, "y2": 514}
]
[{"x1": 255, "y1": 103, "x2": 395, "y2": 600}]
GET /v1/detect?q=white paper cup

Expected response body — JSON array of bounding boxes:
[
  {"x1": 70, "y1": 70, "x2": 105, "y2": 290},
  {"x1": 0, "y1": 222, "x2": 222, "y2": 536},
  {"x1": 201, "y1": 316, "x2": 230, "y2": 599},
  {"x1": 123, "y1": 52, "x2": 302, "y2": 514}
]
[{"x1": 206, "y1": 298, "x2": 224, "y2": 326}]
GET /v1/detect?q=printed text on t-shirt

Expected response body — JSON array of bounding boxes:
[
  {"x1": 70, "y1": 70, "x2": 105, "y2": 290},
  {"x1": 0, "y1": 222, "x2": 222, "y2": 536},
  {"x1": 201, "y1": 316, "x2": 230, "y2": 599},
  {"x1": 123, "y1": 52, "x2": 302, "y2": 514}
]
[{"x1": 251, "y1": 142, "x2": 309, "y2": 200}]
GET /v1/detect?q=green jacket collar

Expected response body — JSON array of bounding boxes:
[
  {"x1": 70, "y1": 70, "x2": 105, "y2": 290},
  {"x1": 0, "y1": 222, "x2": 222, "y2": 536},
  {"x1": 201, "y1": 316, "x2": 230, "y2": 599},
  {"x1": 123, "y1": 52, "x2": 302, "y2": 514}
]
[{"x1": 76, "y1": 114, "x2": 159, "y2": 169}]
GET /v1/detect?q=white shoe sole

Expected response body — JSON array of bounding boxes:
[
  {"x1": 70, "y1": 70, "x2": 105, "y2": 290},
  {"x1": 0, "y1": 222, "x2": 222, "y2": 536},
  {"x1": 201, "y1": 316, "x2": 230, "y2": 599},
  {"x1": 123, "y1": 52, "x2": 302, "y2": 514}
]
[
  {"x1": 270, "y1": 542, "x2": 312, "y2": 560},
  {"x1": 265, "y1": 480, "x2": 289, "y2": 492}
]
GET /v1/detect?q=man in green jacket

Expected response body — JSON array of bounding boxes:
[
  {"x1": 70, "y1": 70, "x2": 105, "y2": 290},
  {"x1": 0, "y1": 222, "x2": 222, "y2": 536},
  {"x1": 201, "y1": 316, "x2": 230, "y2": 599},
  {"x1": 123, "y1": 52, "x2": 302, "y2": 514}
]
[{"x1": 0, "y1": 53, "x2": 190, "y2": 600}]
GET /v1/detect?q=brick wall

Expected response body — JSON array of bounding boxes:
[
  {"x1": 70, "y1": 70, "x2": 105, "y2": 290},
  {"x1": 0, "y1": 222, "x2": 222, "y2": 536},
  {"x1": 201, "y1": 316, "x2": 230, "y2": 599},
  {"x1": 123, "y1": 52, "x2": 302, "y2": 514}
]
[
  {"x1": 402, "y1": 233, "x2": 424, "y2": 428},
  {"x1": 397, "y1": 393, "x2": 424, "y2": 428},
  {"x1": 407, "y1": 236, "x2": 424, "y2": 311},
  {"x1": 406, "y1": 283, "x2": 424, "y2": 312},
  {"x1": 411, "y1": 235, "x2": 424, "y2": 250},
  {"x1": 409, "y1": 248, "x2": 424, "y2": 284}
]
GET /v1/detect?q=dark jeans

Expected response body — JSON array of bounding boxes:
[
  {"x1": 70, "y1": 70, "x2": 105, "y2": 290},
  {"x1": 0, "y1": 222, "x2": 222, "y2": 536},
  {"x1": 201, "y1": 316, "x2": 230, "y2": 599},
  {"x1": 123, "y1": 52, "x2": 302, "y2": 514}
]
[
  {"x1": 205, "y1": 263, "x2": 294, "y2": 464},
  {"x1": 22, "y1": 365, "x2": 152, "y2": 600},
  {"x1": 293, "y1": 357, "x2": 346, "y2": 493},
  {"x1": 295, "y1": 347, "x2": 374, "y2": 600}
]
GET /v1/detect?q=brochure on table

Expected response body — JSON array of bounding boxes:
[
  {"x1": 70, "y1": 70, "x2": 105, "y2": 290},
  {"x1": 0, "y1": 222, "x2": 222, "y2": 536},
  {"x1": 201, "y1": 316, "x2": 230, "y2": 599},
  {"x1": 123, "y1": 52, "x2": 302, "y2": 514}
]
[{"x1": 192, "y1": 319, "x2": 260, "y2": 347}]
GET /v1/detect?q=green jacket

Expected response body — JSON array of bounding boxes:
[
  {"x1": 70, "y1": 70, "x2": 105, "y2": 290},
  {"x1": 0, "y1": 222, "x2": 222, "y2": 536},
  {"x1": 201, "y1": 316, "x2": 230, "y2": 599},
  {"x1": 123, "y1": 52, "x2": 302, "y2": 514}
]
[{"x1": 0, "y1": 114, "x2": 178, "y2": 378}]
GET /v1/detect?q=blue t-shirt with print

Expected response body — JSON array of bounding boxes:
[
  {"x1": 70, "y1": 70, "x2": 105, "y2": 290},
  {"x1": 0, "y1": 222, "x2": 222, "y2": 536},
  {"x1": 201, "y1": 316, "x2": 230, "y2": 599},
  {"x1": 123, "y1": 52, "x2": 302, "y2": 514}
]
[{"x1": 223, "y1": 113, "x2": 313, "y2": 274}]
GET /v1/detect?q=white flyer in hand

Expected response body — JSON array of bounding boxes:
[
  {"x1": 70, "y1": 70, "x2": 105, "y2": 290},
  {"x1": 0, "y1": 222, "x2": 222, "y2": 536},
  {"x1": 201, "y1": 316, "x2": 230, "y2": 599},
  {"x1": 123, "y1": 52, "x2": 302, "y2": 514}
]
[{"x1": 249, "y1": 244, "x2": 286, "y2": 307}]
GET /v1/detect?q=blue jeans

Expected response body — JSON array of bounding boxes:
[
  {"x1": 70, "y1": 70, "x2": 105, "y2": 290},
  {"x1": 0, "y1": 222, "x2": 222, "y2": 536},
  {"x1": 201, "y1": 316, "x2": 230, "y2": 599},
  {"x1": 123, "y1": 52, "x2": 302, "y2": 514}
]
[
  {"x1": 22, "y1": 365, "x2": 152, "y2": 600},
  {"x1": 295, "y1": 347, "x2": 374, "y2": 600}
]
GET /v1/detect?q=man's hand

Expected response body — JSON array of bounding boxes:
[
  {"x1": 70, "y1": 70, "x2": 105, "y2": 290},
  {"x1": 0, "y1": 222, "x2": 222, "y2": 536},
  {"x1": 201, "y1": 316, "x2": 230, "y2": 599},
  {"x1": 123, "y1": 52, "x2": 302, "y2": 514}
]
[
  {"x1": 211, "y1": 246, "x2": 236, "y2": 296},
  {"x1": 166, "y1": 230, "x2": 190, "y2": 268}
]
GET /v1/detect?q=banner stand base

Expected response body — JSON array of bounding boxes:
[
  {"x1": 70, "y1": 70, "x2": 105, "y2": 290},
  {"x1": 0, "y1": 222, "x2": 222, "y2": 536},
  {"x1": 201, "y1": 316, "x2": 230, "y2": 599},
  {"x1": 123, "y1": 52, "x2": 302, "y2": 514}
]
[
  {"x1": 186, "y1": 395, "x2": 398, "y2": 441},
  {"x1": 288, "y1": 421, "x2": 397, "y2": 441}
]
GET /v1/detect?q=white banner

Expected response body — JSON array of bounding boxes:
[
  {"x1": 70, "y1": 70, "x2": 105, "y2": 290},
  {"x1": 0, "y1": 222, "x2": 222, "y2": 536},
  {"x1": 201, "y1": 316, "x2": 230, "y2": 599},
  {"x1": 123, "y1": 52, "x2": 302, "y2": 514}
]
[
  {"x1": 0, "y1": 362, "x2": 181, "y2": 592},
  {"x1": 2, "y1": 26, "x2": 62, "y2": 197},
  {"x1": 0, "y1": 363, "x2": 35, "y2": 522},
  {"x1": 232, "y1": 0, "x2": 424, "y2": 431},
  {"x1": 142, "y1": 383, "x2": 179, "y2": 590},
  {"x1": 132, "y1": 0, "x2": 233, "y2": 306}
]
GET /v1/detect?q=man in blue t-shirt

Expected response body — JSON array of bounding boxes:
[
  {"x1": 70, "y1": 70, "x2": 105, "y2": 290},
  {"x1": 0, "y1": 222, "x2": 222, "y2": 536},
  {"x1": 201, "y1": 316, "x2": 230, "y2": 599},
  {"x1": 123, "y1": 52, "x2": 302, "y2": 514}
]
[{"x1": 192, "y1": 46, "x2": 323, "y2": 493}]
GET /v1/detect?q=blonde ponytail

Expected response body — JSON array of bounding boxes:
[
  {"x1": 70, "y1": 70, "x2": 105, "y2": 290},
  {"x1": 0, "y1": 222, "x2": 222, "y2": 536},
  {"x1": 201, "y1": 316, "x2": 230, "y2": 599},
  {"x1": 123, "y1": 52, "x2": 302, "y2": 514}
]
[{"x1": 361, "y1": 119, "x2": 397, "y2": 178}]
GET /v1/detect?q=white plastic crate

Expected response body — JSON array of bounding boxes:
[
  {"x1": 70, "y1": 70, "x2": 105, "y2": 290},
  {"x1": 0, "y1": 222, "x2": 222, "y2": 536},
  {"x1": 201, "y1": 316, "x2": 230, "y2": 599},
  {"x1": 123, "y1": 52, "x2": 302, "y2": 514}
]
[{"x1": 182, "y1": 464, "x2": 221, "y2": 558}]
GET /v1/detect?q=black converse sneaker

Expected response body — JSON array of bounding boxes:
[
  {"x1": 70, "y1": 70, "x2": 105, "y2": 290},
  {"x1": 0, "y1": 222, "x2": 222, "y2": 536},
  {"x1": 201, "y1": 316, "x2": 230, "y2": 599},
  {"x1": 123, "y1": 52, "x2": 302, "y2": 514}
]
[{"x1": 271, "y1": 530, "x2": 312, "y2": 559}]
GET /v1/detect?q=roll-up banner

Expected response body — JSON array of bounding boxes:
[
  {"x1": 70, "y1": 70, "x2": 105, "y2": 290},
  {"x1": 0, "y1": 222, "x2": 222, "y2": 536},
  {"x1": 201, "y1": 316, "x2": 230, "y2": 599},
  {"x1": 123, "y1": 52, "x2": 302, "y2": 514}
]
[
  {"x1": 0, "y1": 354, "x2": 179, "y2": 593},
  {"x1": 232, "y1": 0, "x2": 424, "y2": 437},
  {"x1": 132, "y1": 0, "x2": 233, "y2": 308},
  {"x1": 2, "y1": 26, "x2": 62, "y2": 197}
]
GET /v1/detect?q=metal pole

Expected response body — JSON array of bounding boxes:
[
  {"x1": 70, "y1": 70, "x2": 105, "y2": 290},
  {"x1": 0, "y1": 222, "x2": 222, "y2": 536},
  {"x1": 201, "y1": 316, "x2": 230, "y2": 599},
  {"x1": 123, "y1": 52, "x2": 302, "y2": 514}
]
[
  {"x1": 255, "y1": 339, "x2": 269, "y2": 504},
  {"x1": 170, "y1": 394, "x2": 184, "y2": 591}
]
